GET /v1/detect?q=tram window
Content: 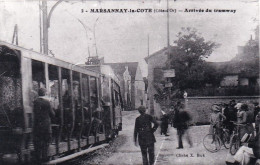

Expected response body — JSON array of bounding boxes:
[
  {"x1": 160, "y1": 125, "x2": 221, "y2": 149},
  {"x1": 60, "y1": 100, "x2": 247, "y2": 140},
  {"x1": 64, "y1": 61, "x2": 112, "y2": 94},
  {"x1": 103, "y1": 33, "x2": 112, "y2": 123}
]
[
  {"x1": 0, "y1": 47, "x2": 22, "y2": 128},
  {"x1": 61, "y1": 68, "x2": 72, "y2": 141},
  {"x1": 82, "y1": 74, "x2": 90, "y2": 119},
  {"x1": 32, "y1": 60, "x2": 45, "y2": 100},
  {"x1": 101, "y1": 76, "x2": 110, "y2": 102},
  {"x1": 61, "y1": 68, "x2": 73, "y2": 111},
  {"x1": 48, "y1": 65, "x2": 60, "y2": 110},
  {"x1": 114, "y1": 91, "x2": 119, "y2": 106},
  {"x1": 82, "y1": 75, "x2": 89, "y2": 106},
  {"x1": 82, "y1": 74, "x2": 92, "y2": 137},
  {"x1": 61, "y1": 68, "x2": 71, "y2": 109},
  {"x1": 73, "y1": 71, "x2": 82, "y2": 132},
  {"x1": 89, "y1": 77, "x2": 98, "y2": 111},
  {"x1": 72, "y1": 72, "x2": 81, "y2": 109}
]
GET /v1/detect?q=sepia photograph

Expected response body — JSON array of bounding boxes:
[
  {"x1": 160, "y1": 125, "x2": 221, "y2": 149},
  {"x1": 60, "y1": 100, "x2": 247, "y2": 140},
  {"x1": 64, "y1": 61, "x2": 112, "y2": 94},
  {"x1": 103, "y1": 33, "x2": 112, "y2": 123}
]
[{"x1": 0, "y1": 0, "x2": 259, "y2": 164}]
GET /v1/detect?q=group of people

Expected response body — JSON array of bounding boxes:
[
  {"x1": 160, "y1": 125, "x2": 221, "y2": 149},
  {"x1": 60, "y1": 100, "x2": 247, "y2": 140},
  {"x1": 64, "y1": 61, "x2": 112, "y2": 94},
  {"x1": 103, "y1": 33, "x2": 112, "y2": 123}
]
[
  {"x1": 209, "y1": 100, "x2": 260, "y2": 139},
  {"x1": 134, "y1": 101, "x2": 193, "y2": 165},
  {"x1": 134, "y1": 100, "x2": 260, "y2": 165},
  {"x1": 208, "y1": 100, "x2": 260, "y2": 165},
  {"x1": 33, "y1": 88, "x2": 102, "y2": 163}
]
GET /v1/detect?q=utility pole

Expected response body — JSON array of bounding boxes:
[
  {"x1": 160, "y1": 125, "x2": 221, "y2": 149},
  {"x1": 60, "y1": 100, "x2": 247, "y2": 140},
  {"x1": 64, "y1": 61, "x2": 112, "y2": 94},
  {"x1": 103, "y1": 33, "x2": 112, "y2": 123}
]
[
  {"x1": 167, "y1": 0, "x2": 170, "y2": 48},
  {"x1": 40, "y1": 0, "x2": 65, "y2": 55},
  {"x1": 39, "y1": 0, "x2": 42, "y2": 53},
  {"x1": 12, "y1": 24, "x2": 18, "y2": 45},
  {"x1": 166, "y1": 0, "x2": 171, "y2": 111},
  {"x1": 147, "y1": 34, "x2": 150, "y2": 57},
  {"x1": 93, "y1": 17, "x2": 99, "y2": 57},
  {"x1": 41, "y1": 0, "x2": 49, "y2": 55}
]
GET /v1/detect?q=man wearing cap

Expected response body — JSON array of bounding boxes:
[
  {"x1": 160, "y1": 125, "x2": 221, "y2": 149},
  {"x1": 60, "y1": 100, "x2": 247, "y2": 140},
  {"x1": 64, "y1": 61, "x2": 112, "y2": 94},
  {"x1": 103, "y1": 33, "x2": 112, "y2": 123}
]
[
  {"x1": 134, "y1": 106, "x2": 159, "y2": 165},
  {"x1": 33, "y1": 88, "x2": 55, "y2": 162}
]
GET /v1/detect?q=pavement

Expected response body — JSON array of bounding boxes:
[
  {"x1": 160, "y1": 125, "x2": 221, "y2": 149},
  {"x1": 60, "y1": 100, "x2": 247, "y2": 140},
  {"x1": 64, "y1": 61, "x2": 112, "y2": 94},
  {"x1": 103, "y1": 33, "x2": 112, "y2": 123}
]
[{"x1": 103, "y1": 110, "x2": 229, "y2": 165}]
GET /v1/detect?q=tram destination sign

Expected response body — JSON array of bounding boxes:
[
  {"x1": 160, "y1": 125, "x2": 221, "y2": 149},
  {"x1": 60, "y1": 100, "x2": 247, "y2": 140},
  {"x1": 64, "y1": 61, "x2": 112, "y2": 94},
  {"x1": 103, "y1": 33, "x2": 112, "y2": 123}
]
[{"x1": 163, "y1": 69, "x2": 175, "y2": 78}]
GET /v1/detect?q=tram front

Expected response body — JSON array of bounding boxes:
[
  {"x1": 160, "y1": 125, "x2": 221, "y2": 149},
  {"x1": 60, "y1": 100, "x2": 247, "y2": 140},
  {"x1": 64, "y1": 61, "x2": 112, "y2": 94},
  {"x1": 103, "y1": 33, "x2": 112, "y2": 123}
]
[{"x1": 0, "y1": 45, "x2": 25, "y2": 162}]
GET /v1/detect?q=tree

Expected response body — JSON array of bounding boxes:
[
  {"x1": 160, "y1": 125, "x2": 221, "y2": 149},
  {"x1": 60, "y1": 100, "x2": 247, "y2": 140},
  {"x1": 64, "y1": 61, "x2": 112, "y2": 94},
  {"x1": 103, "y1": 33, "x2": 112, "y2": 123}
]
[{"x1": 167, "y1": 27, "x2": 220, "y2": 90}]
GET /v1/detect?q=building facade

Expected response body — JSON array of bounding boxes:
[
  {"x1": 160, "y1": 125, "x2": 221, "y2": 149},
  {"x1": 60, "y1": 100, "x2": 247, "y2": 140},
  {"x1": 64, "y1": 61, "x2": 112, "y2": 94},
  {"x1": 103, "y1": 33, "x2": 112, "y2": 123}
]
[
  {"x1": 145, "y1": 48, "x2": 169, "y2": 117},
  {"x1": 106, "y1": 62, "x2": 145, "y2": 110}
]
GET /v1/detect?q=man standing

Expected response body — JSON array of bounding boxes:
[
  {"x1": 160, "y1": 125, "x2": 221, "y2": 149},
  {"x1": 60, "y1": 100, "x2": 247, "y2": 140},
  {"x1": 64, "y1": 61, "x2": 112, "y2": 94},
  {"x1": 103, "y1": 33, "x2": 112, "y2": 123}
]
[
  {"x1": 134, "y1": 106, "x2": 159, "y2": 165},
  {"x1": 33, "y1": 88, "x2": 55, "y2": 163},
  {"x1": 161, "y1": 113, "x2": 169, "y2": 136},
  {"x1": 223, "y1": 100, "x2": 237, "y2": 133},
  {"x1": 173, "y1": 101, "x2": 193, "y2": 149}
]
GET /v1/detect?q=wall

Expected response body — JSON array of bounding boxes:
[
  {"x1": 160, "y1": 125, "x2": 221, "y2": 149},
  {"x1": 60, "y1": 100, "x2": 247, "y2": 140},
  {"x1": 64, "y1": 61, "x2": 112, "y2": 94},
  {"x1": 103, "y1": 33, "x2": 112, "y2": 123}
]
[
  {"x1": 185, "y1": 96, "x2": 260, "y2": 125},
  {"x1": 146, "y1": 51, "x2": 168, "y2": 116}
]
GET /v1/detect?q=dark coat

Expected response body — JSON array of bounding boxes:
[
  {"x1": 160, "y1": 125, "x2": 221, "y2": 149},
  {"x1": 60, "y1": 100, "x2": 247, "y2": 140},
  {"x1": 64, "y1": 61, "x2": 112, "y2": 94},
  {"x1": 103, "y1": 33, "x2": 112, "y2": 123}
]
[
  {"x1": 254, "y1": 106, "x2": 260, "y2": 121},
  {"x1": 253, "y1": 132, "x2": 260, "y2": 158},
  {"x1": 134, "y1": 114, "x2": 159, "y2": 146},
  {"x1": 33, "y1": 97, "x2": 55, "y2": 135},
  {"x1": 173, "y1": 110, "x2": 191, "y2": 130},
  {"x1": 224, "y1": 106, "x2": 237, "y2": 122},
  {"x1": 256, "y1": 113, "x2": 260, "y2": 133},
  {"x1": 161, "y1": 114, "x2": 169, "y2": 134}
]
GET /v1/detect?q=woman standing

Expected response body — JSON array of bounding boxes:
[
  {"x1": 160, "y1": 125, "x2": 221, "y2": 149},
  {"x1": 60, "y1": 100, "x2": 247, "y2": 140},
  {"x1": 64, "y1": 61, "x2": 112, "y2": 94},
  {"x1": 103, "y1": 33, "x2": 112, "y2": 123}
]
[{"x1": 236, "y1": 103, "x2": 254, "y2": 139}]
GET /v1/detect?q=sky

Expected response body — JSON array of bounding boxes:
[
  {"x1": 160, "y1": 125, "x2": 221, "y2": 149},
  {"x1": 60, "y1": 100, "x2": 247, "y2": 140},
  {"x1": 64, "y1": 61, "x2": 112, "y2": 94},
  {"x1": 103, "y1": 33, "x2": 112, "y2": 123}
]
[{"x1": 0, "y1": 0, "x2": 259, "y2": 77}]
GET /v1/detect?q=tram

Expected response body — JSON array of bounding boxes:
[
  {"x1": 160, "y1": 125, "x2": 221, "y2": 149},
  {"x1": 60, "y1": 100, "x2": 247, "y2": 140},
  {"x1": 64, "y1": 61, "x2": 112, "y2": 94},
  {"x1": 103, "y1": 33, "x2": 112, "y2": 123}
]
[{"x1": 0, "y1": 41, "x2": 122, "y2": 163}]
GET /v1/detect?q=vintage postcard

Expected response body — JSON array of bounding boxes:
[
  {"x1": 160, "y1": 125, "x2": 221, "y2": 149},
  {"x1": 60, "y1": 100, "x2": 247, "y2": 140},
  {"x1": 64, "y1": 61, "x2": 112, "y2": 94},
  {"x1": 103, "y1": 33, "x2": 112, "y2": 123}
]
[{"x1": 0, "y1": 0, "x2": 259, "y2": 164}]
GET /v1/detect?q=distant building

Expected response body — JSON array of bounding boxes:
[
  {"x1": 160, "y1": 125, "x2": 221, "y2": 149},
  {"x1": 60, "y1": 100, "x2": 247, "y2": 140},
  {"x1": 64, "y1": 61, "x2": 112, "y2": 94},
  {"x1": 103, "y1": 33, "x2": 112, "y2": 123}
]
[
  {"x1": 145, "y1": 32, "x2": 259, "y2": 116},
  {"x1": 144, "y1": 47, "x2": 170, "y2": 116},
  {"x1": 105, "y1": 65, "x2": 131, "y2": 111},
  {"x1": 210, "y1": 34, "x2": 259, "y2": 88},
  {"x1": 105, "y1": 62, "x2": 145, "y2": 110},
  {"x1": 143, "y1": 77, "x2": 149, "y2": 108}
]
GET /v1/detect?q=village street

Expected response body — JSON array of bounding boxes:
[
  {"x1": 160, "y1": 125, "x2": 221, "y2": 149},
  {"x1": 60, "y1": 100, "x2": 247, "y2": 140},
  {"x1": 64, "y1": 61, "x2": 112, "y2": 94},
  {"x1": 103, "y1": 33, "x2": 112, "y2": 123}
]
[{"x1": 82, "y1": 111, "x2": 229, "y2": 165}]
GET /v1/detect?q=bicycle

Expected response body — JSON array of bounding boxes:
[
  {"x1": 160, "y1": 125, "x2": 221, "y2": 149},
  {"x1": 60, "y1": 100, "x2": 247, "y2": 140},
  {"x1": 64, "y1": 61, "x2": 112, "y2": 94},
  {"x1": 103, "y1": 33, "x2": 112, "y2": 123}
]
[
  {"x1": 203, "y1": 124, "x2": 231, "y2": 153},
  {"x1": 229, "y1": 122, "x2": 246, "y2": 155}
]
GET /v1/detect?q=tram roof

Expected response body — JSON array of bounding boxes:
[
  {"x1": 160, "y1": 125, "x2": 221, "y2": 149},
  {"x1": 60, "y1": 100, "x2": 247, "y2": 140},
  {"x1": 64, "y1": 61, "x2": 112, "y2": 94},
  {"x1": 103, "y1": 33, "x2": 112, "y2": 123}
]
[
  {"x1": 0, "y1": 41, "x2": 101, "y2": 78},
  {"x1": 80, "y1": 64, "x2": 120, "y2": 85}
]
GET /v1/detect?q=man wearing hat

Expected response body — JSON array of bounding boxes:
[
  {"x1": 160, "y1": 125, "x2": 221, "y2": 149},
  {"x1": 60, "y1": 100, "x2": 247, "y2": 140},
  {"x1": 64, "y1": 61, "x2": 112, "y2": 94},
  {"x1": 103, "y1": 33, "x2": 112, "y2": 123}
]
[
  {"x1": 33, "y1": 88, "x2": 55, "y2": 163},
  {"x1": 134, "y1": 106, "x2": 159, "y2": 165}
]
